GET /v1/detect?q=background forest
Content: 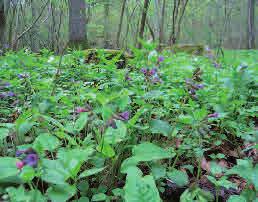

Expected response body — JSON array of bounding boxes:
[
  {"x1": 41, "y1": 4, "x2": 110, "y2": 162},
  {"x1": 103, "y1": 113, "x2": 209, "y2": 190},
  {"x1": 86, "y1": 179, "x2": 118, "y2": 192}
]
[{"x1": 0, "y1": 0, "x2": 257, "y2": 52}]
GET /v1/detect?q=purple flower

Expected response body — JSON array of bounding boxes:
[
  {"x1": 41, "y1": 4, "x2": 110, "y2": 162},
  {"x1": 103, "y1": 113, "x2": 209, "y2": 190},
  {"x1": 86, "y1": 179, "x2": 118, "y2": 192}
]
[
  {"x1": 141, "y1": 68, "x2": 148, "y2": 75},
  {"x1": 149, "y1": 68, "x2": 157, "y2": 76},
  {"x1": 16, "y1": 150, "x2": 26, "y2": 157},
  {"x1": 125, "y1": 73, "x2": 132, "y2": 81},
  {"x1": 23, "y1": 154, "x2": 39, "y2": 167},
  {"x1": 118, "y1": 111, "x2": 130, "y2": 121},
  {"x1": 7, "y1": 91, "x2": 16, "y2": 97},
  {"x1": 0, "y1": 93, "x2": 6, "y2": 98},
  {"x1": 17, "y1": 73, "x2": 29, "y2": 79},
  {"x1": 4, "y1": 82, "x2": 10, "y2": 88},
  {"x1": 152, "y1": 76, "x2": 162, "y2": 84},
  {"x1": 158, "y1": 56, "x2": 164, "y2": 63},
  {"x1": 196, "y1": 84, "x2": 204, "y2": 89},
  {"x1": 208, "y1": 112, "x2": 219, "y2": 118}
]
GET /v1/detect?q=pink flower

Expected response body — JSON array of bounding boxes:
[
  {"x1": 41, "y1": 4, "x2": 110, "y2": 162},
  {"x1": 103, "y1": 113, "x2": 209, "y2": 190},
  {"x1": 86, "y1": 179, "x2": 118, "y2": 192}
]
[
  {"x1": 208, "y1": 113, "x2": 219, "y2": 118},
  {"x1": 16, "y1": 161, "x2": 24, "y2": 170},
  {"x1": 75, "y1": 107, "x2": 87, "y2": 114}
]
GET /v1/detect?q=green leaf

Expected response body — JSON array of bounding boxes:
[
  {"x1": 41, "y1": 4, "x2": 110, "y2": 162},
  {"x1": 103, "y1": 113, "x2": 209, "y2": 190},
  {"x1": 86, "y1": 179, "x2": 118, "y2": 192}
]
[
  {"x1": 92, "y1": 193, "x2": 107, "y2": 201},
  {"x1": 47, "y1": 183, "x2": 76, "y2": 202},
  {"x1": 17, "y1": 121, "x2": 35, "y2": 136},
  {"x1": 33, "y1": 133, "x2": 60, "y2": 151},
  {"x1": 0, "y1": 128, "x2": 9, "y2": 142},
  {"x1": 167, "y1": 169, "x2": 189, "y2": 187},
  {"x1": 227, "y1": 195, "x2": 247, "y2": 202},
  {"x1": 121, "y1": 142, "x2": 175, "y2": 173},
  {"x1": 79, "y1": 167, "x2": 106, "y2": 179},
  {"x1": 150, "y1": 119, "x2": 173, "y2": 137},
  {"x1": 151, "y1": 164, "x2": 166, "y2": 180},
  {"x1": 124, "y1": 167, "x2": 161, "y2": 202},
  {"x1": 97, "y1": 142, "x2": 115, "y2": 158},
  {"x1": 177, "y1": 115, "x2": 193, "y2": 125},
  {"x1": 74, "y1": 112, "x2": 88, "y2": 132},
  {"x1": 20, "y1": 166, "x2": 35, "y2": 182},
  {"x1": 226, "y1": 159, "x2": 258, "y2": 190},
  {"x1": 6, "y1": 186, "x2": 30, "y2": 202},
  {"x1": 41, "y1": 159, "x2": 70, "y2": 185},
  {"x1": 0, "y1": 157, "x2": 18, "y2": 179},
  {"x1": 57, "y1": 148, "x2": 94, "y2": 178},
  {"x1": 104, "y1": 120, "x2": 127, "y2": 144},
  {"x1": 133, "y1": 142, "x2": 175, "y2": 161},
  {"x1": 77, "y1": 197, "x2": 90, "y2": 202}
]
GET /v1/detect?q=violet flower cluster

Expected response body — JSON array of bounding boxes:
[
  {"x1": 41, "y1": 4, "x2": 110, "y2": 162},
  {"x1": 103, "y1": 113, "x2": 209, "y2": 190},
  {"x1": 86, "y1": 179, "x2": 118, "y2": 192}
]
[
  {"x1": 141, "y1": 67, "x2": 162, "y2": 84},
  {"x1": 108, "y1": 111, "x2": 130, "y2": 129},
  {"x1": 185, "y1": 78, "x2": 204, "y2": 99},
  {"x1": 16, "y1": 148, "x2": 39, "y2": 169},
  {"x1": 0, "y1": 80, "x2": 16, "y2": 99}
]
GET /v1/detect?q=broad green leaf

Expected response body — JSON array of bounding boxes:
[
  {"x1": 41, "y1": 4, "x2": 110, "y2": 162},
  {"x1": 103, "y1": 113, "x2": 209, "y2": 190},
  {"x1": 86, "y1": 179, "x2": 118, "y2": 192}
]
[
  {"x1": 121, "y1": 142, "x2": 175, "y2": 173},
  {"x1": 227, "y1": 195, "x2": 247, "y2": 202},
  {"x1": 150, "y1": 119, "x2": 173, "y2": 137},
  {"x1": 0, "y1": 157, "x2": 19, "y2": 179},
  {"x1": 57, "y1": 148, "x2": 94, "y2": 178},
  {"x1": 97, "y1": 142, "x2": 115, "y2": 158},
  {"x1": 0, "y1": 128, "x2": 9, "y2": 142},
  {"x1": 226, "y1": 159, "x2": 258, "y2": 190},
  {"x1": 17, "y1": 121, "x2": 35, "y2": 136},
  {"x1": 104, "y1": 120, "x2": 127, "y2": 144},
  {"x1": 41, "y1": 159, "x2": 70, "y2": 185},
  {"x1": 6, "y1": 186, "x2": 30, "y2": 202},
  {"x1": 33, "y1": 133, "x2": 60, "y2": 151},
  {"x1": 180, "y1": 187, "x2": 214, "y2": 202},
  {"x1": 92, "y1": 193, "x2": 107, "y2": 201},
  {"x1": 47, "y1": 183, "x2": 76, "y2": 202},
  {"x1": 124, "y1": 167, "x2": 161, "y2": 202},
  {"x1": 74, "y1": 112, "x2": 88, "y2": 132},
  {"x1": 151, "y1": 164, "x2": 166, "y2": 180},
  {"x1": 78, "y1": 197, "x2": 90, "y2": 202},
  {"x1": 133, "y1": 142, "x2": 175, "y2": 161},
  {"x1": 101, "y1": 105, "x2": 113, "y2": 122},
  {"x1": 128, "y1": 107, "x2": 147, "y2": 126},
  {"x1": 79, "y1": 167, "x2": 106, "y2": 179},
  {"x1": 177, "y1": 115, "x2": 193, "y2": 125},
  {"x1": 20, "y1": 166, "x2": 35, "y2": 182},
  {"x1": 28, "y1": 189, "x2": 46, "y2": 202},
  {"x1": 167, "y1": 169, "x2": 189, "y2": 187}
]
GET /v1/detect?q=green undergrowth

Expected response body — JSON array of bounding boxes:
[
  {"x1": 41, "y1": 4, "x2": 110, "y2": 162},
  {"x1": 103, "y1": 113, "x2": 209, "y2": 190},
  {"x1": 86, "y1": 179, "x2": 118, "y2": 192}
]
[{"x1": 0, "y1": 44, "x2": 257, "y2": 202}]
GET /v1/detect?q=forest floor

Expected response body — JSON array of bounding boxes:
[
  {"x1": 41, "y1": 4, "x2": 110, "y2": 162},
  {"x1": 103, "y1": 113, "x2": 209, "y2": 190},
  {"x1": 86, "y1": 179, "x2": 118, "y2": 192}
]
[{"x1": 0, "y1": 48, "x2": 257, "y2": 202}]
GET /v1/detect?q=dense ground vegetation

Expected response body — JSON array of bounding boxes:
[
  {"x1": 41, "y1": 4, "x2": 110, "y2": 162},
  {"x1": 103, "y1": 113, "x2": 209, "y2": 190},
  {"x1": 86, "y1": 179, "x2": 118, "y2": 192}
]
[{"x1": 0, "y1": 46, "x2": 257, "y2": 201}]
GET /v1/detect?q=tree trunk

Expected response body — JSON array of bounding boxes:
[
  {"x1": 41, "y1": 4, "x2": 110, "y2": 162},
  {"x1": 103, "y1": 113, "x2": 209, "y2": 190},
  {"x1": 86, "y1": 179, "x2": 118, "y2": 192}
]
[
  {"x1": 116, "y1": 0, "x2": 126, "y2": 48},
  {"x1": 30, "y1": 0, "x2": 39, "y2": 52},
  {"x1": 104, "y1": 0, "x2": 110, "y2": 48},
  {"x1": 247, "y1": 0, "x2": 255, "y2": 49},
  {"x1": 137, "y1": 0, "x2": 150, "y2": 49},
  {"x1": 0, "y1": 2, "x2": 5, "y2": 46},
  {"x1": 159, "y1": 0, "x2": 166, "y2": 48},
  {"x1": 68, "y1": 0, "x2": 87, "y2": 48}
]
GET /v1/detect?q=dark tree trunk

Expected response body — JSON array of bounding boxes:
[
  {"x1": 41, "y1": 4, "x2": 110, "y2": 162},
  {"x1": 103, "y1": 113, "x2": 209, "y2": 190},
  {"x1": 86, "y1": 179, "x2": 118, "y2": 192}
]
[
  {"x1": 68, "y1": 0, "x2": 87, "y2": 48},
  {"x1": 137, "y1": 0, "x2": 150, "y2": 49},
  {"x1": 116, "y1": 0, "x2": 126, "y2": 48},
  {"x1": 247, "y1": 0, "x2": 255, "y2": 49},
  {"x1": 159, "y1": 0, "x2": 166, "y2": 48},
  {"x1": 104, "y1": 0, "x2": 110, "y2": 48},
  {"x1": 0, "y1": 2, "x2": 5, "y2": 46}
]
